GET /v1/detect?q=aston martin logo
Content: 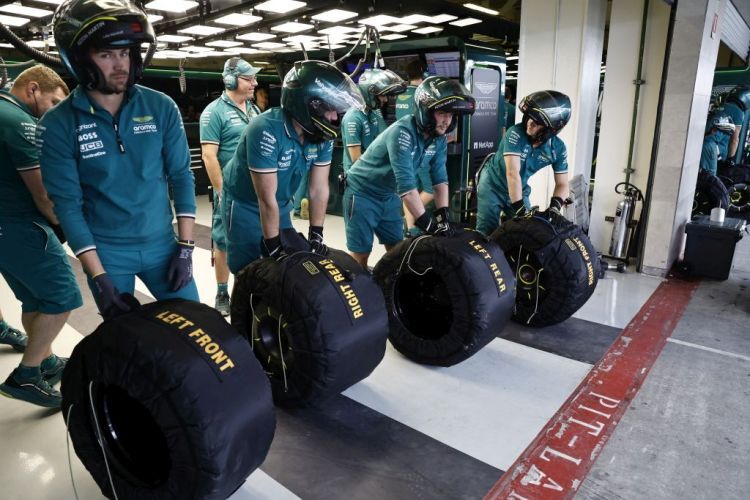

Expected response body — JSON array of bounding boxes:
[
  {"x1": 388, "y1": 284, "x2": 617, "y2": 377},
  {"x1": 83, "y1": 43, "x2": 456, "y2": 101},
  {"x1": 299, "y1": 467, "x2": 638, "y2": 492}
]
[
  {"x1": 475, "y1": 81, "x2": 498, "y2": 94},
  {"x1": 132, "y1": 115, "x2": 154, "y2": 123}
]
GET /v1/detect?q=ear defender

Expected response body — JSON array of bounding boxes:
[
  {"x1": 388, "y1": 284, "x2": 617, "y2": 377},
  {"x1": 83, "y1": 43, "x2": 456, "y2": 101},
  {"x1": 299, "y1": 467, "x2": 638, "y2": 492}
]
[{"x1": 223, "y1": 57, "x2": 240, "y2": 90}]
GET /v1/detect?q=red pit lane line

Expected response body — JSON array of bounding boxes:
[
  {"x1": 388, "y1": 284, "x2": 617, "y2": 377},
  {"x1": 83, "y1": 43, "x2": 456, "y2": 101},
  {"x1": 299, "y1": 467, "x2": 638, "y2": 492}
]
[{"x1": 486, "y1": 276, "x2": 700, "y2": 500}]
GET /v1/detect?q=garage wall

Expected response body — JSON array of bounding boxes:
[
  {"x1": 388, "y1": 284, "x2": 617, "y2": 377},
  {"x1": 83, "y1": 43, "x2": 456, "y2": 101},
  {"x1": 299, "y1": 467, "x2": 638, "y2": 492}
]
[{"x1": 722, "y1": 0, "x2": 750, "y2": 60}]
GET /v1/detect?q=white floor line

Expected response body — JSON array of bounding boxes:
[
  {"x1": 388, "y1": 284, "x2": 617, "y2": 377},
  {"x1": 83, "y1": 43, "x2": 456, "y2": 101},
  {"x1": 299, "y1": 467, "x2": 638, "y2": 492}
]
[
  {"x1": 344, "y1": 340, "x2": 592, "y2": 471},
  {"x1": 666, "y1": 338, "x2": 750, "y2": 363}
]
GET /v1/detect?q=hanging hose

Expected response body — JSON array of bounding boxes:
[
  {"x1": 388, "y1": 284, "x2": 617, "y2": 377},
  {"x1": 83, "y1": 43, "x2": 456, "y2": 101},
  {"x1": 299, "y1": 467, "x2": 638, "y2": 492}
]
[
  {"x1": 0, "y1": 56, "x2": 8, "y2": 88},
  {"x1": 178, "y1": 57, "x2": 187, "y2": 94},
  {"x1": 327, "y1": 35, "x2": 334, "y2": 64},
  {"x1": 299, "y1": 42, "x2": 308, "y2": 61},
  {"x1": 0, "y1": 21, "x2": 157, "y2": 71}
]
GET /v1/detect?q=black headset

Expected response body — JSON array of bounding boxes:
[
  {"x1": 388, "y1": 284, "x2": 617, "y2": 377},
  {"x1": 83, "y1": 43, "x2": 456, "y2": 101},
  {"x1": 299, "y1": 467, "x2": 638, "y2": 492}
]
[{"x1": 223, "y1": 57, "x2": 241, "y2": 90}]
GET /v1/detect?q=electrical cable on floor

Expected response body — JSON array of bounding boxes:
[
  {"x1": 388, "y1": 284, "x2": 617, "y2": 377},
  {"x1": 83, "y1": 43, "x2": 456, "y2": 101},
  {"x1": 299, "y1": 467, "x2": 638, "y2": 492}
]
[
  {"x1": 88, "y1": 382, "x2": 119, "y2": 500},
  {"x1": 65, "y1": 404, "x2": 81, "y2": 500}
]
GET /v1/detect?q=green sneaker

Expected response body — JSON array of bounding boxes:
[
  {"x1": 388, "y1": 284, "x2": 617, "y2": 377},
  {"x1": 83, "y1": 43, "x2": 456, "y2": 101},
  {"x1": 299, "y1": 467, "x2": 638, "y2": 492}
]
[
  {"x1": 41, "y1": 354, "x2": 68, "y2": 386},
  {"x1": 215, "y1": 292, "x2": 231, "y2": 317},
  {"x1": 0, "y1": 369, "x2": 62, "y2": 408},
  {"x1": 0, "y1": 323, "x2": 27, "y2": 353}
]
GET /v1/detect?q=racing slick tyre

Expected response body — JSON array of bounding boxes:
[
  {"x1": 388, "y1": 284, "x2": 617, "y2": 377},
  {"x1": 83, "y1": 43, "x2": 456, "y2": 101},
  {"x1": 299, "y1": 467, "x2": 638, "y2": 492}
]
[
  {"x1": 728, "y1": 183, "x2": 750, "y2": 214},
  {"x1": 62, "y1": 299, "x2": 275, "y2": 500},
  {"x1": 373, "y1": 229, "x2": 515, "y2": 366},
  {"x1": 490, "y1": 214, "x2": 600, "y2": 328},
  {"x1": 694, "y1": 171, "x2": 729, "y2": 217},
  {"x1": 231, "y1": 230, "x2": 388, "y2": 407}
]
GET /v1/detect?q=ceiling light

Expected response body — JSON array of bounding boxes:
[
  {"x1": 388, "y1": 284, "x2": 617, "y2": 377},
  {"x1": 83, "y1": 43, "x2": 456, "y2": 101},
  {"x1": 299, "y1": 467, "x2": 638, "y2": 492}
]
[
  {"x1": 359, "y1": 15, "x2": 399, "y2": 26},
  {"x1": 311, "y1": 9, "x2": 357, "y2": 23},
  {"x1": 271, "y1": 21, "x2": 313, "y2": 33},
  {"x1": 383, "y1": 24, "x2": 417, "y2": 33},
  {"x1": 236, "y1": 32, "x2": 276, "y2": 41},
  {"x1": 397, "y1": 15, "x2": 431, "y2": 24},
  {"x1": 506, "y1": 55, "x2": 518, "y2": 61},
  {"x1": 253, "y1": 41, "x2": 287, "y2": 49},
  {"x1": 145, "y1": 0, "x2": 198, "y2": 13},
  {"x1": 463, "y1": 3, "x2": 499, "y2": 16},
  {"x1": 429, "y1": 14, "x2": 458, "y2": 23},
  {"x1": 412, "y1": 26, "x2": 443, "y2": 34},
  {"x1": 254, "y1": 0, "x2": 306, "y2": 14},
  {"x1": 214, "y1": 13, "x2": 262, "y2": 26},
  {"x1": 450, "y1": 17, "x2": 482, "y2": 27},
  {"x1": 506, "y1": 75, "x2": 517, "y2": 80},
  {"x1": 327, "y1": 44, "x2": 346, "y2": 49},
  {"x1": 179, "y1": 46, "x2": 213, "y2": 53},
  {"x1": 224, "y1": 47, "x2": 263, "y2": 54},
  {"x1": 381, "y1": 34, "x2": 407, "y2": 40},
  {"x1": 179, "y1": 25, "x2": 225, "y2": 36},
  {"x1": 26, "y1": 40, "x2": 52, "y2": 48},
  {"x1": 0, "y1": 4, "x2": 53, "y2": 18},
  {"x1": 0, "y1": 14, "x2": 29, "y2": 26},
  {"x1": 154, "y1": 50, "x2": 188, "y2": 59},
  {"x1": 253, "y1": 61, "x2": 270, "y2": 65},
  {"x1": 30, "y1": 0, "x2": 64, "y2": 4},
  {"x1": 0, "y1": 43, "x2": 13, "y2": 48},
  {"x1": 283, "y1": 35, "x2": 319, "y2": 44},
  {"x1": 206, "y1": 40, "x2": 242, "y2": 48},
  {"x1": 158, "y1": 34, "x2": 193, "y2": 43},
  {"x1": 147, "y1": 14, "x2": 163, "y2": 23},
  {"x1": 318, "y1": 26, "x2": 362, "y2": 36}
]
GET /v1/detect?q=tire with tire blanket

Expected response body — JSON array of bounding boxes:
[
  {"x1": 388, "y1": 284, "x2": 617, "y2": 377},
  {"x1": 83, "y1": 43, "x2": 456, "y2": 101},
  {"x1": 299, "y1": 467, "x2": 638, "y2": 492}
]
[
  {"x1": 62, "y1": 299, "x2": 275, "y2": 500},
  {"x1": 231, "y1": 231, "x2": 388, "y2": 407},
  {"x1": 717, "y1": 162, "x2": 750, "y2": 185},
  {"x1": 694, "y1": 171, "x2": 729, "y2": 216},
  {"x1": 490, "y1": 214, "x2": 600, "y2": 327},
  {"x1": 728, "y1": 183, "x2": 750, "y2": 214},
  {"x1": 373, "y1": 229, "x2": 515, "y2": 366}
]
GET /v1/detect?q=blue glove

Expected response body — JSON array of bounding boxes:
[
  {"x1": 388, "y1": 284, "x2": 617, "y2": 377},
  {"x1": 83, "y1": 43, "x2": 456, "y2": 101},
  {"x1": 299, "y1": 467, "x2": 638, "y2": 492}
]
[
  {"x1": 167, "y1": 240, "x2": 194, "y2": 291},
  {"x1": 308, "y1": 225, "x2": 328, "y2": 255},
  {"x1": 92, "y1": 273, "x2": 133, "y2": 319},
  {"x1": 262, "y1": 235, "x2": 288, "y2": 262}
]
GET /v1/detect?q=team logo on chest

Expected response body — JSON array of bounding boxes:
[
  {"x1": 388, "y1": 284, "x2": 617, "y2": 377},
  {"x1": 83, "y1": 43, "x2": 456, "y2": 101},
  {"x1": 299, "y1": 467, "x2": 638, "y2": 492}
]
[{"x1": 132, "y1": 115, "x2": 158, "y2": 135}]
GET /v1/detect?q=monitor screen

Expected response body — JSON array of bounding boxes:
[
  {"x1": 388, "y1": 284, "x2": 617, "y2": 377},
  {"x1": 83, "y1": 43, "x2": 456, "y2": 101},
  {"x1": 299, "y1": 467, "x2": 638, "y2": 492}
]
[
  {"x1": 382, "y1": 53, "x2": 422, "y2": 80},
  {"x1": 346, "y1": 61, "x2": 373, "y2": 81},
  {"x1": 425, "y1": 51, "x2": 461, "y2": 78}
]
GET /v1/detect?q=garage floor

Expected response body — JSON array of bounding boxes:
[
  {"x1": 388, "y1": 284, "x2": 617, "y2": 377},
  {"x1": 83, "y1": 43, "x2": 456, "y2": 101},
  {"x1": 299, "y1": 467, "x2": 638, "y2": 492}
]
[{"x1": 0, "y1": 194, "x2": 747, "y2": 500}]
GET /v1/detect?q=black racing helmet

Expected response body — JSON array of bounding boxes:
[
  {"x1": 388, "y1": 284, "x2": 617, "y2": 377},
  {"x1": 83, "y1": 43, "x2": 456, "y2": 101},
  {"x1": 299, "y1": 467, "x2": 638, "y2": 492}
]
[
  {"x1": 519, "y1": 90, "x2": 571, "y2": 142},
  {"x1": 413, "y1": 76, "x2": 476, "y2": 136},
  {"x1": 725, "y1": 85, "x2": 750, "y2": 112},
  {"x1": 53, "y1": 0, "x2": 155, "y2": 90},
  {"x1": 281, "y1": 60, "x2": 365, "y2": 142},
  {"x1": 357, "y1": 68, "x2": 407, "y2": 109}
]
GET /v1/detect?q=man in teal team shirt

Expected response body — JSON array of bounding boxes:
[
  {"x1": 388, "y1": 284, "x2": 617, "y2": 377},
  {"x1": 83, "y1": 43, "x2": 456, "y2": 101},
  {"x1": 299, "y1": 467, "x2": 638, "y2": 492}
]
[
  {"x1": 476, "y1": 90, "x2": 572, "y2": 236},
  {"x1": 221, "y1": 60, "x2": 364, "y2": 273},
  {"x1": 394, "y1": 60, "x2": 438, "y2": 236},
  {"x1": 341, "y1": 68, "x2": 406, "y2": 172},
  {"x1": 700, "y1": 115, "x2": 736, "y2": 175},
  {"x1": 39, "y1": 0, "x2": 198, "y2": 319},
  {"x1": 200, "y1": 57, "x2": 261, "y2": 315},
  {"x1": 0, "y1": 64, "x2": 82, "y2": 408},
  {"x1": 344, "y1": 76, "x2": 476, "y2": 268}
]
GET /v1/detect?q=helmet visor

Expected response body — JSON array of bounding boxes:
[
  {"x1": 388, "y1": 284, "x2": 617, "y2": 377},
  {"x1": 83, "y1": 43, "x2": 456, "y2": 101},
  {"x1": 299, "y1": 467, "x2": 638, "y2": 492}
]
[
  {"x1": 315, "y1": 74, "x2": 365, "y2": 114},
  {"x1": 430, "y1": 79, "x2": 476, "y2": 115}
]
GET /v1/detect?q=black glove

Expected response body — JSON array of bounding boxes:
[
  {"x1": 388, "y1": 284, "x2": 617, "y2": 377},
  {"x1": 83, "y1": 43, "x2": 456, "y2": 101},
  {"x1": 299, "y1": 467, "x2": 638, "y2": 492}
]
[
  {"x1": 262, "y1": 235, "x2": 288, "y2": 262},
  {"x1": 308, "y1": 225, "x2": 328, "y2": 255},
  {"x1": 167, "y1": 240, "x2": 194, "y2": 291},
  {"x1": 50, "y1": 224, "x2": 66, "y2": 244},
  {"x1": 544, "y1": 196, "x2": 567, "y2": 224},
  {"x1": 414, "y1": 211, "x2": 438, "y2": 234},
  {"x1": 511, "y1": 199, "x2": 528, "y2": 218},
  {"x1": 92, "y1": 273, "x2": 134, "y2": 320},
  {"x1": 433, "y1": 207, "x2": 457, "y2": 237}
]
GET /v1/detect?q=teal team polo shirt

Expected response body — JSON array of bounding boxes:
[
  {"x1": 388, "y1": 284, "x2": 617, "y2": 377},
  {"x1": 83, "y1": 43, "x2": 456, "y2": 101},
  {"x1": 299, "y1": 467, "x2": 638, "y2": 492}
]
[
  {"x1": 223, "y1": 107, "x2": 333, "y2": 205},
  {"x1": 341, "y1": 108, "x2": 387, "y2": 171},
  {"x1": 199, "y1": 91, "x2": 261, "y2": 169},
  {"x1": 346, "y1": 115, "x2": 448, "y2": 199},
  {"x1": 0, "y1": 91, "x2": 44, "y2": 222},
  {"x1": 706, "y1": 103, "x2": 744, "y2": 160},
  {"x1": 394, "y1": 85, "x2": 416, "y2": 120},
  {"x1": 38, "y1": 85, "x2": 196, "y2": 255},
  {"x1": 482, "y1": 123, "x2": 568, "y2": 200}
]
